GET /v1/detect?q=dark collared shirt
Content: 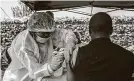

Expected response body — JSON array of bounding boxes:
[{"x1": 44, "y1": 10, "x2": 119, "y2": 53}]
[{"x1": 74, "y1": 38, "x2": 134, "y2": 81}]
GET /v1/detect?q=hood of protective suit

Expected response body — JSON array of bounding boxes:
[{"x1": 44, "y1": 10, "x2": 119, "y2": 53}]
[{"x1": 27, "y1": 12, "x2": 55, "y2": 32}]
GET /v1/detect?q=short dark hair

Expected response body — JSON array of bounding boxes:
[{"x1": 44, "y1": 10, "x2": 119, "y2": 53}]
[{"x1": 89, "y1": 12, "x2": 113, "y2": 35}]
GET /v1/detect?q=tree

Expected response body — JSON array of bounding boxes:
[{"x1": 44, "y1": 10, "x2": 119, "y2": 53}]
[{"x1": 11, "y1": 1, "x2": 33, "y2": 18}]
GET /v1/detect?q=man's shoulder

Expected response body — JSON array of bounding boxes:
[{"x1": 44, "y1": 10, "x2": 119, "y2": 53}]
[
  {"x1": 78, "y1": 43, "x2": 91, "y2": 55},
  {"x1": 79, "y1": 41, "x2": 133, "y2": 56},
  {"x1": 108, "y1": 42, "x2": 134, "y2": 62},
  {"x1": 111, "y1": 42, "x2": 133, "y2": 54}
]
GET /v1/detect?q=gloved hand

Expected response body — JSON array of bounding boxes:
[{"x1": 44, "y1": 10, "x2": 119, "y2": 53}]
[
  {"x1": 50, "y1": 51, "x2": 65, "y2": 71},
  {"x1": 64, "y1": 45, "x2": 75, "y2": 65},
  {"x1": 65, "y1": 35, "x2": 77, "y2": 64}
]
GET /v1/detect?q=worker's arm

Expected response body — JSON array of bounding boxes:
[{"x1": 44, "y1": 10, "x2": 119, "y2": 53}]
[
  {"x1": 59, "y1": 29, "x2": 77, "y2": 81},
  {"x1": 16, "y1": 47, "x2": 64, "y2": 79},
  {"x1": 62, "y1": 29, "x2": 78, "y2": 63},
  {"x1": 66, "y1": 61, "x2": 75, "y2": 81},
  {"x1": 17, "y1": 47, "x2": 51, "y2": 79}
]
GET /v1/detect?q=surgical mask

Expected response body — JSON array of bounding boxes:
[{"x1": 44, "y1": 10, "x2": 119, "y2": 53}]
[{"x1": 36, "y1": 35, "x2": 50, "y2": 43}]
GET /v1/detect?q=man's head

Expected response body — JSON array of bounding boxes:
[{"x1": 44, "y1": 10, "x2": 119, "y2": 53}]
[{"x1": 89, "y1": 12, "x2": 113, "y2": 39}]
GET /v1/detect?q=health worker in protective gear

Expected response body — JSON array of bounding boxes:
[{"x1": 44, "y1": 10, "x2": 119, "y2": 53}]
[{"x1": 3, "y1": 11, "x2": 78, "y2": 81}]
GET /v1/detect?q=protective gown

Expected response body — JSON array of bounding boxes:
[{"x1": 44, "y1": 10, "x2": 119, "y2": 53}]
[{"x1": 3, "y1": 28, "x2": 78, "y2": 81}]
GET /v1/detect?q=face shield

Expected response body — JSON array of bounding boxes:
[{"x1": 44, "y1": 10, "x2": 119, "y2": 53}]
[
  {"x1": 35, "y1": 32, "x2": 52, "y2": 38},
  {"x1": 35, "y1": 34, "x2": 50, "y2": 43}
]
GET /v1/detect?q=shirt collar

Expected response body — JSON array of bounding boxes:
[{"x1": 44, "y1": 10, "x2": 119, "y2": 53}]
[{"x1": 90, "y1": 38, "x2": 111, "y2": 44}]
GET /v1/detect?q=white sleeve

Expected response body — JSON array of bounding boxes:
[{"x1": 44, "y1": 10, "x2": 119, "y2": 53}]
[
  {"x1": 61, "y1": 29, "x2": 77, "y2": 48},
  {"x1": 34, "y1": 63, "x2": 52, "y2": 78},
  {"x1": 17, "y1": 47, "x2": 52, "y2": 79}
]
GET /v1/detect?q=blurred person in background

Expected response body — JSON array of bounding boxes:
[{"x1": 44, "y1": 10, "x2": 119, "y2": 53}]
[
  {"x1": 67, "y1": 12, "x2": 134, "y2": 81},
  {"x1": 3, "y1": 11, "x2": 78, "y2": 81}
]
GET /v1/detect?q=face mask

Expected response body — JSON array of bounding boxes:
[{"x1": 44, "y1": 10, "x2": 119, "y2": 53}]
[{"x1": 36, "y1": 35, "x2": 50, "y2": 43}]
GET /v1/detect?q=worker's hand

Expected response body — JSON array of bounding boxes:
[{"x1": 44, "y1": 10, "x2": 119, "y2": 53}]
[
  {"x1": 65, "y1": 35, "x2": 76, "y2": 64},
  {"x1": 64, "y1": 48, "x2": 71, "y2": 64},
  {"x1": 64, "y1": 45, "x2": 75, "y2": 65},
  {"x1": 50, "y1": 51, "x2": 65, "y2": 71}
]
